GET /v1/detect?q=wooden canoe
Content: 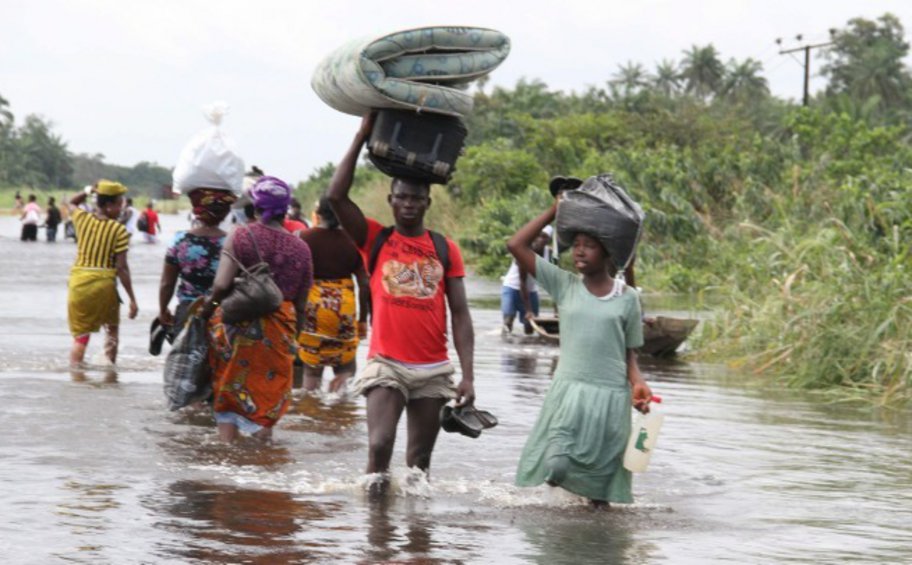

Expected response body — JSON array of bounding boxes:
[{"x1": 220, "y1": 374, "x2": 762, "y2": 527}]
[{"x1": 527, "y1": 315, "x2": 698, "y2": 357}]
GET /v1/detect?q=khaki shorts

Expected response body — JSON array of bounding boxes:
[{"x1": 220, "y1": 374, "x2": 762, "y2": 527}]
[{"x1": 352, "y1": 356, "x2": 457, "y2": 401}]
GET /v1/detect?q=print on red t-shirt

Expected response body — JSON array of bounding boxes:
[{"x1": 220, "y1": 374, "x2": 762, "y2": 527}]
[{"x1": 361, "y1": 218, "x2": 465, "y2": 364}]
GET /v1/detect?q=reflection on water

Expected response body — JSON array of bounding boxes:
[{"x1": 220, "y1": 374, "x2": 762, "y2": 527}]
[
  {"x1": 514, "y1": 509, "x2": 658, "y2": 565},
  {"x1": 283, "y1": 392, "x2": 361, "y2": 436},
  {"x1": 151, "y1": 480, "x2": 332, "y2": 564},
  {"x1": 363, "y1": 498, "x2": 438, "y2": 564},
  {"x1": 70, "y1": 367, "x2": 119, "y2": 385}
]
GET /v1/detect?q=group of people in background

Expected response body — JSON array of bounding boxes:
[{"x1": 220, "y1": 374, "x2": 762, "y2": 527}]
[
  {"x1": 16, "y1": 191, "x2": 63, "y2": 242},
  {"x1": 13, "y1": 189, "x2": 163, "y2": 244},
  {"x1": 59, "y1": 113, "x2": 653, "y2": 508}
]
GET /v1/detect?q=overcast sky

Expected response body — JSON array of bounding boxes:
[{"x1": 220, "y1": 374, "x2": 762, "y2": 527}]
[{"x1": 3, "y1": 0, "x2": 911, "y2": 184}]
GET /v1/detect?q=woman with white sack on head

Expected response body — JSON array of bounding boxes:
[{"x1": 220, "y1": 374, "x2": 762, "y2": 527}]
[{"x1": 156, "y1": 104, "x2": 242, "y2": 347}]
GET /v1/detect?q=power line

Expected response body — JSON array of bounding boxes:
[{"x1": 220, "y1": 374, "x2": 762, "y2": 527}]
[{"x1": 776, "y1": 34, "x2": 834, "y2": 106}]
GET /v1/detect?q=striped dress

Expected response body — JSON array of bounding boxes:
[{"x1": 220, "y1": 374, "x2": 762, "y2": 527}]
[{"x1": 67, "y1": 208, "x2": 132, "y2": 336}]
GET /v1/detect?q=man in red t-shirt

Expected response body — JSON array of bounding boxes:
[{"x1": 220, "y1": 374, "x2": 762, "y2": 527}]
[
  {"x1": 142, "y1": 202, "x2": 162, "y2": 243},
  {"x1": 328, "y1": 115, "x2": 475, "y2": 496}
]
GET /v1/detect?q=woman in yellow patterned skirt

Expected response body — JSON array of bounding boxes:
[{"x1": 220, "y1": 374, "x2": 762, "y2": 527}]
[
  {"x1": 298, "y1": 195, "x2": 369, "y2": 392},
  {"x1": 66, "y1": 181, "x2": 139, "y2": 368}
]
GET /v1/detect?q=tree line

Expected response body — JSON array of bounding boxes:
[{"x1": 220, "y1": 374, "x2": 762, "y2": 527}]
[{"x1": 0, "y1": 95, "x2": 171, "y2": 195}]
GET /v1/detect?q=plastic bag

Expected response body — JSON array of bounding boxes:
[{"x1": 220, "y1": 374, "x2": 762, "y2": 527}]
[
  {"x1": 556, "y1": 173, "x2": 645, "y2": 272},
  {"x1": 163, "y1": 315, "x2": 211, "y2": 410},
  {"x1": 171, "y1": 102, "x2": 244, "y2": 195}
]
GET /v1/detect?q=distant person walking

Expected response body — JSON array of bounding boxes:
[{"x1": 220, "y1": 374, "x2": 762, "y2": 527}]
[
  {"x1": 298, "y1": 194, "x2": 369, "y2": 393},
  {"x1": 140, "y1": 201, "x2": 161, "y2": 243},
  {"x1": 501, "y1": 226, "x2": 551, "y2": 335},
  {"x1": 198, "y1": 176, "x2": 313, "y2": 442},
  {"x1": 66, "y1": 181, "x2": 138, "y2": 368},
  {"x1": 13, "y1": 191, "x2": 23, "y2": 212},
  {"x1": 119, "y1": 198, "x2": 139, "y2": 239},
  {"x1": 20, "y1": 194, "x2": 41, "y2": 242},
  {"x1": 44, "y1": 197, "x2": 62, "y2": 242}
]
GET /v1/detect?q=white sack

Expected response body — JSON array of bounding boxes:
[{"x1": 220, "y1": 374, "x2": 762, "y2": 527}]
[{"x1": 172, "y1": 102, "x2": 244, "y2": 195}]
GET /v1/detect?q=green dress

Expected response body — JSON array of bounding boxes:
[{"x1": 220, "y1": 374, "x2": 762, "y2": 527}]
[{"x1": 515, "y1": 256, "x2": 644, "y2": 502}]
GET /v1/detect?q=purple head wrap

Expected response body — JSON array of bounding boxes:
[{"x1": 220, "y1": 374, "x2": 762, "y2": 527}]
[{"x1": 249, "y1": 175, "x2": 292, "y2": 223}]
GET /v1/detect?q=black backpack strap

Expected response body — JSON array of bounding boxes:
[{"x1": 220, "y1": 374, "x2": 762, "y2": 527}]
[
  {"x1": 367, "y1": 226, "x2": 451, "y2": 276},
  {"x1": 427, "y1": 230, "x2": 451, "y2": 275},
  {"x1": 367, "y1": 226, "x2": 395, "y2": 275}
]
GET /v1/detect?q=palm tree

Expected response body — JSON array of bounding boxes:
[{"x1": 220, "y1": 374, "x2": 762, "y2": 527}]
[
  {"x1": 721, "y1": 58, "x2": 770, "y2": 102},
  {"x1": 652, "y1": 59, "x2": 682, "y2": 97},
  {"x1": 610, "y1": 61, "x2": 650, "y2": 98},
  {"x1": 680, "y1": 44, "x2": 725, "y2": 99}
]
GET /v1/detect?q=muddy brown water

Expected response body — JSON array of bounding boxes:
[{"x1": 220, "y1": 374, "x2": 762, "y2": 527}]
[{"x1": 1, "y1": 215, "x2": 910, "y2": 564}]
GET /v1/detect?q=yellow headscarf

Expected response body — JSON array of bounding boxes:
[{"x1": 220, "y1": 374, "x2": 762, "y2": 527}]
[{"x1": 96, "y1": 180, "x2": 128, "y2": 196}]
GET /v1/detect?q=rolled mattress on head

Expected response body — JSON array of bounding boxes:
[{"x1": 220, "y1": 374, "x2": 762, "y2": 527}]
[{"x1": 312, "y1": 27, "x2": 511, "y2": 118}]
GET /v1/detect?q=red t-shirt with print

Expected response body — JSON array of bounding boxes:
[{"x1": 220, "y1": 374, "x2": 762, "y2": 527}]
[{"x1": 361, "y1": 218, "x2": 465, "y2": 364}]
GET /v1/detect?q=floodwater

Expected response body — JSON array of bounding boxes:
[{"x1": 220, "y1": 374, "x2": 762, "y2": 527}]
[{"x1": 1, "y1": 214, "x2": 910, "y2": 564}]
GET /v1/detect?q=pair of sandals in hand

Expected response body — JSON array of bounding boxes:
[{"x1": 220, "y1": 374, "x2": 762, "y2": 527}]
[{"x1": 440, "y1": 404, "x2": 498, "y2": 438}]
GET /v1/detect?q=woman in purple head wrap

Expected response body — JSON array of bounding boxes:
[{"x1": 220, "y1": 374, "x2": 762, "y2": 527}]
[
  {"x1": 249, "y1": 175, "x2": 292, "y2": 223},
  {"x1": 198, "y1": 174, "x2": 314, "y2": 443}
]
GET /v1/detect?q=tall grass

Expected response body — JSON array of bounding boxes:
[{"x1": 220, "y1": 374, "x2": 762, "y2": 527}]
[{"x1": 694, "y1": 212, "x2": 911, "y2": 405}]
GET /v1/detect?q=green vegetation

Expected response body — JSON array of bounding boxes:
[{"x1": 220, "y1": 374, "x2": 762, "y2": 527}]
[{"x1": 0, "y1": 94, "x2": 171, "y2": 197}]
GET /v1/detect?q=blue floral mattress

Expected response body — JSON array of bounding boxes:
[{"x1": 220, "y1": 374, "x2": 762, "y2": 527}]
[{"x1": 312, "y1": 26, "x2": 511, "y2": 117}]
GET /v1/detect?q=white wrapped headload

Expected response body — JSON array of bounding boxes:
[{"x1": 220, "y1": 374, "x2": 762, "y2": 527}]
[
  {"x1": 312, "y1": 27, "x2": 511, "y2": 118},
  {"x1": 556, "y1": 174, "x2": 645, "y2": 272},
  {"x1": 172, "y1": 102, "x2": 244, "y2": 195}
]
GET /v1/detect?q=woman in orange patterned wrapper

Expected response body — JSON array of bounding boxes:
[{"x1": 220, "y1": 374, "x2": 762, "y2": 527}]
[
  {"x1": 297, "y1": 195, "x2": 369, "y2": 393},
  {"x1": 198, "y1": 176, "x2": 313, "y2": 442}
]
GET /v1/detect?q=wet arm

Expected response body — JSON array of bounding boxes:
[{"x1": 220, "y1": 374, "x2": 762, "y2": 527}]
[
  {"x1": 446, "y1": 277, "x2": 475, "y2": 406},
  {"x1": 627, "y1": 349, "x2": 652, "y2": 413},
  {"x1": 199, "y1": 234, "x2": 239, "y2": 319},
  {"x1": 506, "y1": 201, "x2": 558, "y2": 278},
  {"x1": 326, "y1": 115, "x2": 373, "y2": 247},
  {"x1": 68, "y1": 190, "x2": 89, "y2": 213},
  {"x1": 115, "y1": 251, "x2": 138, "y2": 318},
  {"x1": 158, "y1": 262, "x2": 179, "y2": 323},
  {"x1": 294, "y1": 247, "x2": 314, "y2": 334},
  {"x1": 293, "y1": 285, "x2": 309, "y2": 335},
  {"x1": 355, "y1": 265, "x2": 370, "y2": 324}
]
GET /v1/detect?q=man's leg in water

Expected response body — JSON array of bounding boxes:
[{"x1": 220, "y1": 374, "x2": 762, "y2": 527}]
[
  {"x1": 365, "y1": 386, "x2": 407, "y2": 493},
  {"x1": 404, "y1": 397, "x2": 447, "y2": 472},
  {"x1": 103, "y1": 324, "x2": 119, "y2": 365}
]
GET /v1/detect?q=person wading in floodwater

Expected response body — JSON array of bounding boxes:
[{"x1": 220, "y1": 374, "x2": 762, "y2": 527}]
[
  {"x1": 507, "y1": 195, "x2": 653, "y2": 509},
  {"x1": 328, "y1": 115, "x2": 475, "y2": 496},
  {"x1": 66, "y1": 181, "x2": 139, "y2": 370}
]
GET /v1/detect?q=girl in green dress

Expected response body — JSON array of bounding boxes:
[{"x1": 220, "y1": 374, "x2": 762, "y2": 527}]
[{"x1": 507, "y1": 198, "x2": 653, "y2": 508}]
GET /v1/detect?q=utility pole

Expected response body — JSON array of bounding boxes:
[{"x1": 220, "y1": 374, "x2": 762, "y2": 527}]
[{"x1": 777, "y1": 35, "x2": 834, "y2": 106}]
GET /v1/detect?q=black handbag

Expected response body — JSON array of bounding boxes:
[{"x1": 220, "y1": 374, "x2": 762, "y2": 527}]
[
  {"x1": 219, "y1": 227, "x2": 283, "y2": 324},
  {"x1": 367, "y1": 108, "x2": 468, "y2": 185}
]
